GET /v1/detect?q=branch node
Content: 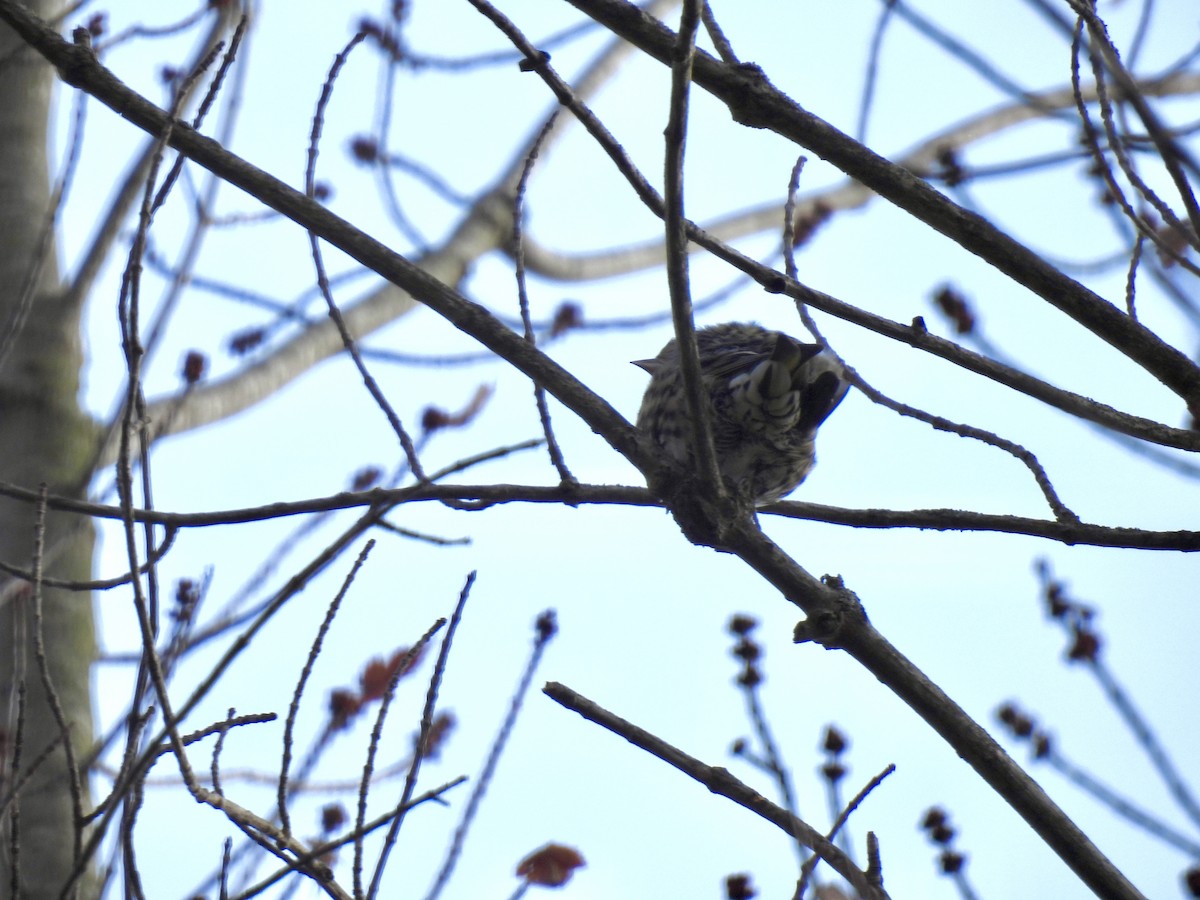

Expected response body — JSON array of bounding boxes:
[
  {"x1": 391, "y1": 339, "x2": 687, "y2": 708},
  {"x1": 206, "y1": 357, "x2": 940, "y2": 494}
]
[
  {"x1": 793, "y1": 576, "x2": 868, "y2": 647},
  {"x1": 518, "y1": 50, "x2": 550, "y2": 72},
  {"x1": 662, "y1": 474, "x2": 753, "y2": 551}
]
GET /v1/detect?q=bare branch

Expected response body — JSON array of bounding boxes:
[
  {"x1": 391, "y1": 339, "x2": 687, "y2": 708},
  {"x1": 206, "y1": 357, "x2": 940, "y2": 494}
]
[
  {"x1": 556, "y1": 0, "x2": 1200, "y2": 407},
  {"x1": 544, "y1": 681, "x2": 889, "y2": 900}
]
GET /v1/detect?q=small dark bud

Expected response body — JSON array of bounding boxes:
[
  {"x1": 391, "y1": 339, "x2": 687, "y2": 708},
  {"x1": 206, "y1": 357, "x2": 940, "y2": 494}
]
[
  {"x1": 350, "y1": 466, "x2": 383, "y2": 491},
  {"x1": 320, "y1": 803, "x2": 347, "y2": 833},
  {"x1": 1045, "y1": 581, "x2": 1070, "y2": 618},
  {"x1": 821, "y1": 762, "x2": 846, "y2": 783},
  {"x1": 996, "y1": 703, "x2": 1035, "y2": 739},
  {"x1": 535, "y1": 609, "x2": 558, "y2": 640},
  {"x1": 935, "y1": 145, "x2": 965, "y2": 187},
  {"x1": 1067, "y1": 627, "x2": 1101, "y2": 663},
  {"x1": 939, "y1": 849, "x2": 965, "y2": 874},
  {"x1": 350, "y1": 136, "x2": 380, "y2": 163},
  {"x1": 421, "y1": 406, "x2": 451, "y2": 432},
  {"x1": 728, "y1": 614, "x2": 757, "y2": 636},
  {"x1": 930, "y1": 824, "x2": 955, "y2": 845},
  {"x1": 229, "y1": 328, "x2": 266, "y2": 355},
  {"x1": 736, "y1": 666, "x2": 762, "y2": 688},
  {"x1": 182, "y1": 350, "x2": 206, "y2": 385},
  {"x1": 932, "y1": 285, "x2": 976, "y2": 335},
  {"x1": 725, "y1": 873, "x2": 757, "y2": 899},
  {"x1": 921, "y1": 807, "x2": 947, "y2": 830},
  {"x1": 549, "y1": 301, "x2": 583, "y2": 338},
  {"x1": 170, "y1": 579, "x2": 201, "y2": 623},
  {"x1": 732, "y1": 637, "x2": 760, "y2": 664},
  {"x1": 328, "y1": 689, "x2": 361, "y2": 730},
  {"x1": 822, "y1": 725, "x2": 847, "y2": 755},
  {"x1": 1032, "y1": 732, "x2": 1052, "y2": 759}
]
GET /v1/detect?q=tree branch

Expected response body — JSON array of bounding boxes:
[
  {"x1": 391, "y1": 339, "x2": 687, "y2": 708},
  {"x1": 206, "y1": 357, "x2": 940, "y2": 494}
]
[
  {"x1": 0, "y1": 3, "x2": 651, "y2": 478},
  {"x1": 544, "y1": 681, "x2": 888, "y2": 900},
  {"x1": 3, "y1": 477, "x2": 1197, "y2": 550},
  {"x1": 560, "y1": 0, "x2": 1200, "y2": 409}
]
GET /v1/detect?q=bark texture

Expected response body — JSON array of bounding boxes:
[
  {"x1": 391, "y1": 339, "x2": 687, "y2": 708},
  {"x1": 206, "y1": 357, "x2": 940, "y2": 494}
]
[{"x1": 1, "y1": 3, "x2": 99, "y2": 896}]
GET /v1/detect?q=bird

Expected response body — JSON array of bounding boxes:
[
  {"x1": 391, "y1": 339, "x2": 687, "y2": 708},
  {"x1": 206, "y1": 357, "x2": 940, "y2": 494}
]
[{"x1": 633, "y1": 323, "x2": 849, "y2": 506}]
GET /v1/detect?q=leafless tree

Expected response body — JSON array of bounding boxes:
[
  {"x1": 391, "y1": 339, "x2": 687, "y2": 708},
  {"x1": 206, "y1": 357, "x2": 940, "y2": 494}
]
[{"x1": 1, "y1": 1, "x2": 1198, "y2": 898}]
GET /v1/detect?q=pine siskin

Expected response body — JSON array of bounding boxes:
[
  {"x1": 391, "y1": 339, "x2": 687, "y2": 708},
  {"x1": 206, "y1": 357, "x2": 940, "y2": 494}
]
[{"x1": 634, "y1": 323, "x2": 849, "y2": 506}]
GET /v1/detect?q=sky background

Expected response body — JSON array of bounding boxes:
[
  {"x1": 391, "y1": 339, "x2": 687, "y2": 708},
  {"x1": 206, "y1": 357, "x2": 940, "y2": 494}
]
[{"x1": 45, "y1": 0, "x2": 1200, "y2": 896}]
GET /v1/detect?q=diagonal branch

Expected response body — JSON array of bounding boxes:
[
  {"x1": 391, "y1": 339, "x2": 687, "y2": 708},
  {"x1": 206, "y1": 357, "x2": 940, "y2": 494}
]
[
  {"x1": 544, "y1": 681, "x2": 889, "y2": 900},
  {"x1": 559, "y1": 0, "x2": 1200, "y2": 408},
  {"x1": 454, "y1": 0, "x2": 1200, "y2": 455},
  {"x1": 0, "y1": 3, "x2": 651, "y2": 478},
  {"x1": 70, "y1": 1, "x2": 677, "y2": 466},
  {"x1": 723, "y1": 520, "x2": 1143, "y2": 900}
]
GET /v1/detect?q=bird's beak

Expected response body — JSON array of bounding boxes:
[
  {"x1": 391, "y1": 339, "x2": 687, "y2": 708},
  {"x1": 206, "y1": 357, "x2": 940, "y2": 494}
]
[{"x1": 631, "y1": 358, "x2": 661, "y2": 375}]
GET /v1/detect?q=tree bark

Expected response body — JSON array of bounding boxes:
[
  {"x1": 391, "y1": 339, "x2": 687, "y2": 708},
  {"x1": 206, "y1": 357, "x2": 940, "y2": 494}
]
[{"x1": 1, "y1": 3, "x2": 99, "y2": 897}]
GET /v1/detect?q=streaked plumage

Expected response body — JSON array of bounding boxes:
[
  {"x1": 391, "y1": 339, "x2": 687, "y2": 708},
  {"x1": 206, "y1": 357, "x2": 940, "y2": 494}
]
[{"x1": 634, "y1": 323, "x2": 848, "y2": 505}]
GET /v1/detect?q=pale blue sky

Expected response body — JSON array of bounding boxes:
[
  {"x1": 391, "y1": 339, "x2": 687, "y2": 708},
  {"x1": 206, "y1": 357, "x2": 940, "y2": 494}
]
[{"x1": 54, "y1": 0, "x2": 1200, "y2": 896}]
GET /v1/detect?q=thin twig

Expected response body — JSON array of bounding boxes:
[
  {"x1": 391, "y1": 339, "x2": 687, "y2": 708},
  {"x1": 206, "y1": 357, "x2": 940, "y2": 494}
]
[
  {"x1": 139, "y1": 15, "x2": 250, "y2": 367},
  {"x1": 663, "y1": 0, "x2": 726, "y2": 501},
  {"x1": 1089, "y1": 658, "x2": 1200, "y2": 830},
  {"x1": 699, "y1": 1, "x2": 737, "y2": 64},
  {"x1": 6, "y1": 477, "x2": 1200, "y2": 550},
  {"x1": 366, "y1": 573, "x2": 475, "y2": 900},
  {"x1": 1070, "y1": 21, "x2": 1199, "y2": 277},
  {"x1": 544, "y1": 681, "x2": 887, "y2": 899},
  {"x1": 1043, "y1": 748, "x2": 1200, "y2": 856},
  {"x1": 857, "y1": 0, "x2": 897, "y2": 143},
  {"x1": 29, "y1": 486, "x2": 84, "y2": 866},
  {"x1": 353, "y1": 618, "x2": 447, "y2": 896},
  {"x1": 211, "y1": 707, "x2": 237, "y2": 797},
  {"x1": 278, "y1": 540, "x2": 375, "y2": 836},
  {"x1": 4, "y1": 682, "x2": 24, "y2": 898},
  {"x1": 784, "y1": 156, "x2": 1077, "y2": 522},
  {"x1": 513, "y1": 113, "x2": 577, "y2": 485},
  {"x1": 0, "y1": 525, "x2": 178, "y2": 595},
  {"x1": 424, "y1": 611, "x2": 558, "y2": 900},
  {"x1": 232, "y1": 777, "x2": 466, "y2": 900},
  {"x1": 1070, "y1": 0, "x2": 1200, "y2": 240},
  {"x1": 1084, "y1": 22, "x2": 1198, "y2": 260},
  {"x1": 305, "y1": 30, "x2": 427, "y2": 481},
  {"x1": 796, "y1": 764, "x2": 896, "y2": 898},
  {"x1": 1124, "y1": 233, "x2": 1143, "y2": 319}
]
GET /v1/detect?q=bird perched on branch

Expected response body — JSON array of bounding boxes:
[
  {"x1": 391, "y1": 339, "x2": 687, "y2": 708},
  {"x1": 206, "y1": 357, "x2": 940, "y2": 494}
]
[{"x1": 634, "y1": 323, "x2": 849, "y2": 506}]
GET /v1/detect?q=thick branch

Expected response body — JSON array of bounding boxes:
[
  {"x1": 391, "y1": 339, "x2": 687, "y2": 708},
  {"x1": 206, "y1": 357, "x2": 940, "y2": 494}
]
[
  {"x1": 721, "y1": 520, "x2": 1143, "y2": 900},
  {"x1": 0, "y1": 4, "x2": 649, "y2": 476},
  {"x1": 561, "y1": 0, "x2": 1200, "y2": 408}
]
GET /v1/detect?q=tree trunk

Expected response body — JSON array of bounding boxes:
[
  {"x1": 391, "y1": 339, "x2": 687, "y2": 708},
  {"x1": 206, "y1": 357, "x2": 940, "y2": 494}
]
[{"x1": 1, "y1": 3, "x2": 99, "y2": 896}]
